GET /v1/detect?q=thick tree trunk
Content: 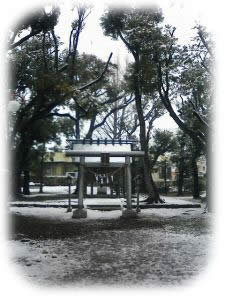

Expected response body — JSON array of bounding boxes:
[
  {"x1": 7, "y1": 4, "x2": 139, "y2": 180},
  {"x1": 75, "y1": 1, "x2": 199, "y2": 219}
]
[
  {"x1": 12, "y1": 146, "x2": 23, "y2": 195},
  {"x1": 14, "y1": 168, "x2": 22, "y2": 195},
  {"x1": 23, "y1": 169, "x2": 30, "y2": 195},
  {"x1": 12, "y1": 133, "x2": 33, "y2": 196},
  {"x1": 191, "y1": 156, "x2": 200, "y2": 199},
  {"x1": 143, "y1": 153, "x2": 160, "y2": 201},
  {"x1": 133, "y1": 54, "x2": 160, "y2": 203}
]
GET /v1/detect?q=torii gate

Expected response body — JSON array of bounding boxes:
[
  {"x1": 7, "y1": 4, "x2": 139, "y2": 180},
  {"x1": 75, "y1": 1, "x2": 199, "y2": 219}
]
[{"x1": 65, "y1": 149, "x2": 144, "y2": 218}]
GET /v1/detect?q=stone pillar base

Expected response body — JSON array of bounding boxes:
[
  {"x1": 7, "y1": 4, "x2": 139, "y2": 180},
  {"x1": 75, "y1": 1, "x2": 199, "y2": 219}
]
[
  {"x1": 121, "y1": 209, "x2": 138, "y2": 219},
  {"x1": 72, "y1": 208, "x2": 87, "y2": 219}
]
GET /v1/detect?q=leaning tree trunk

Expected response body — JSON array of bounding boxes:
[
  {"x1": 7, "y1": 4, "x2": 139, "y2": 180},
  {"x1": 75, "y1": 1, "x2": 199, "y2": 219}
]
[
  {"x1": 133, "y1": 54, "x2": 161, "y2": 203},
  {"x1": 136, "y1": 99, "x2": 161, "y2": 202}
]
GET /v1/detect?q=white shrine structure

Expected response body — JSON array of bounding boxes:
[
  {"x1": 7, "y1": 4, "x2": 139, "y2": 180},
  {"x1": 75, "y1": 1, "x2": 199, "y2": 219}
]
[{"x1": 65, "y1": 138, "x2": 144, "y2": 218}]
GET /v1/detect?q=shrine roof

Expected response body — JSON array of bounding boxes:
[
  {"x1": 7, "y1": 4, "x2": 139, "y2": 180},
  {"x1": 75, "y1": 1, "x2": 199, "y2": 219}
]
[
  {"x1": 65, "y1": 139, "x2": 142, "y2": 162},
  {"x1": 67, "y1": 138, "x2": 137, "y2": 146}
]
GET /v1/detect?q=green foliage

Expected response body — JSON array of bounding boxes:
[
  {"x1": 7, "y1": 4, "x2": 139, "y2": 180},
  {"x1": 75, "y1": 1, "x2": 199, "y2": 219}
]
[
  {"x1": 57, "y1": 118, "x2": 75, "y2": 140},
  {"x1": 150, "y1": 129, "x2": 176, "y2": 165},
  {"x1": 29, "y1": 119, "x2": 61, "y2": 144},
  {"x1": 11, "y1": 6, "x2": 60, "y2": 38},
  {"x1": 101, "y1": 6, "x2": 164, "y2": 52},
  {"x1": 177, "y1": 27, "x2": 212, "y2": 137}
]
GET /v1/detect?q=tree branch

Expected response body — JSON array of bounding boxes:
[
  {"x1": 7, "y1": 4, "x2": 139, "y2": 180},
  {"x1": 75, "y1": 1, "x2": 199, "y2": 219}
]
[
  {"x1": 198, "y1": 28, "x2": 212, "y2": 57},
  {"x1": 189, "y1": 100, "x2": 209, "y2": 129},
  {"x1": 51, "y1": 29, "x2": 59, "y2": 71},
  {"x1": 9, "y1": 29, "x2": 42, "y2": 50},
  {"x1": 78, "y1": 52, "x2": 113, "y2": 91},
  {"x1": 85, "y1": 97, "x2": 134, "y2": 138},
  {"x1": 44, "y1": 112, "x2": 77, "y2": 122}
]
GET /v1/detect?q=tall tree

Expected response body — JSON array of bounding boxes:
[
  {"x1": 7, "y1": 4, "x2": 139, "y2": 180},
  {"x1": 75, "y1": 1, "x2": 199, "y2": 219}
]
[
  {"x1": 101, "y1": 6, "x2": 166, "y2": 203},
  {"x1": 152, "y1": 24, "x2": 212, "y2": 152},
  {"x1": 146, "y1": 23, "x2": 211, "y2": 208},
  {"x1": 9, "y1": 5, "x2": 113, "y2": 194}
]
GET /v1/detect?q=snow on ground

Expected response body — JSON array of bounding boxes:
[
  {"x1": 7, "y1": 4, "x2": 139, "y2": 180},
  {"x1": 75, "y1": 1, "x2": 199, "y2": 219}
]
[
  {"x1": 10, "y1": 206, "x2": 122, "y2": 222},
  {"x1": 30, "y1": 185, "x2": 74, "y2": 194},
  {"x1": 29, "y1": 185, "x2": 111, "y2": 195},
  {"x1": 9, "y1": 195, "x2": 202, "y2": 222},
  {"x1": 10, "y1": 198, "x2": 125, "y2": 206},
  {"x1": 28, "y1": 185, "x2": 206, "y2": 197},
  {"x1": 10, "y1": 201, "x2": 203, "y2": 222},
  {"x1": 10, "y1": 192, "x2": 202, "y2": 206},
  {"x1": 7, "y1": 194, "x2": 212, "y2": 288},
  {"x1": 8, "y1": 222, "x2": 211, "y2": 287},
  {"x1": 7, "y1": 186, "x2": 210, "y2": 288}
]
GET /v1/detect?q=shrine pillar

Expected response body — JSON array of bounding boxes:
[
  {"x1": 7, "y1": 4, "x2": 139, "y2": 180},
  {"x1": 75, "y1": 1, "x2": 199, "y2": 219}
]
[
  {"x1": 72, "y1": 156, "x2": 87, "y2": 218},
  {"x1": 122, "y1": 156, "x2": 137, "y2": 218},
  {"x1": 126, "y1": 156, "x2": 132, "y2": 209}
]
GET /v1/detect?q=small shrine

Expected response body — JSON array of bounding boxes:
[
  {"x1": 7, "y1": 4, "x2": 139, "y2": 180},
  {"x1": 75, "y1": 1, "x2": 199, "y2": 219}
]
[{"x1": 65, "y1": 138, "x2": 144, "y2": 218}]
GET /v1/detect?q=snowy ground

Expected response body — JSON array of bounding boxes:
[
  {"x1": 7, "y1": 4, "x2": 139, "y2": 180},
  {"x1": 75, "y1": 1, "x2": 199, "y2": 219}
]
[
  {"x1": 11, "y1": 184, "x2": 204, "y2": 207},
  {"x1": 25, "y1": 185, "x2": 206, "y2": 198},
  {"x1": 9, "y1": 196, "x2": 200, "y2": 208},
  {"x1": 26, "y1": 185, "x2": 111, "y2": 196},
  {"x1": 7, "y1": 191, "x2": 212, "y2": 289}
]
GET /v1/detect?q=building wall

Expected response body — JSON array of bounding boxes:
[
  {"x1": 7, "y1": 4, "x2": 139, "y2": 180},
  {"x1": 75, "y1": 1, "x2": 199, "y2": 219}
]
[
  {"x1": 44, "y1": 152, "x2": 76, "y2": 177},
  {"x1": 152, "y1": 155, "x2": 206, "y2": 183}
]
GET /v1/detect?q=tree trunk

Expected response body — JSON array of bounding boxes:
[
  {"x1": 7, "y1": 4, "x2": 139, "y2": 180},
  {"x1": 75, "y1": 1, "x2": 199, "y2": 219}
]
[
  {"x1": 85, "y1": 114, "x2": 97, "y2": 139},
  {"x1": 191, "y1": 156, "x2": 200, "y2": 199},
  {"x1": 75, "y1": 111, "x2": 81, "y2": 139},
  {"x1": 14, "y1": 168, "x2": 22, "y2": 195},
  {"x1": 164, "y1": 161, "x2": 168, "y2": 195},
  {"x1": 176, "y1": 135, "x2": 186, "y2": 196},
  {"x1": 12, "y1": 149, "x2": 23, "y2": 195},
  {"x1": 133, "y1": 54, "x2": 160, "y2": 203},
  {"x1": 177, "y1": 162, "x2": 184, "y2": 196},
  {"x1": 205, "y1": 149, "x2": 211, "y2": 212},
  {"x1": 115, "y1": 32, "x2": 161, "y2": 203},
  {"x1": 12, "y1": 136, "x2": 32, "y2": 196},
  {"x1": 39, "y1": 150, "x2": 44, "y2": 194},
  {"x1": 23, "y1": 169, "x2": 30, "y2": 195}
]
